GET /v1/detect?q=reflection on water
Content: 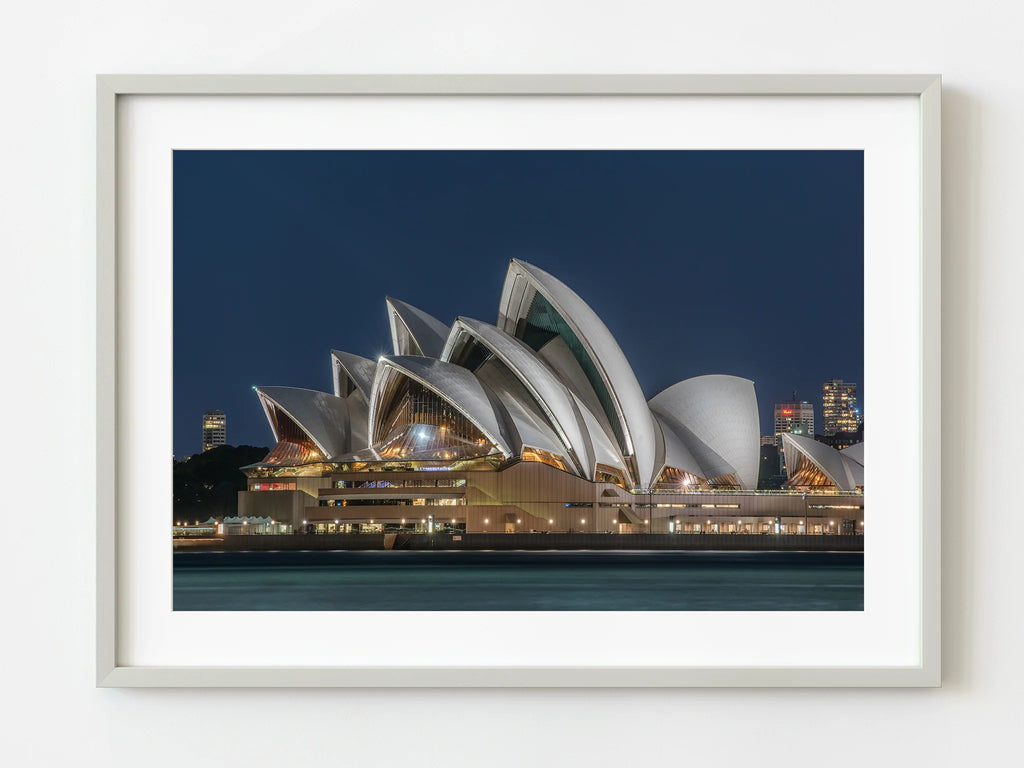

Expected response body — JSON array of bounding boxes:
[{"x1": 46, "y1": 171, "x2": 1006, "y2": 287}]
[{"x1": 173, "y1": 550, "x2": 863, "y2": 611}]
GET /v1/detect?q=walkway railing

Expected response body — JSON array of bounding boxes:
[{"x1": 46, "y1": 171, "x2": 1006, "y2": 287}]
[{"x1": 629, "y1": 488, "x2": 863, "y2": 497}]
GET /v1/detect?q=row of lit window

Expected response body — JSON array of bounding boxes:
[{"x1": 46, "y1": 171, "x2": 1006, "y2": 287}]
[
  {"x1": 336, "y1": 478, "x2": 467, "y2": 488},
  {"x1": 319, "y1": 498, "x2": 465, "y2": 507}
]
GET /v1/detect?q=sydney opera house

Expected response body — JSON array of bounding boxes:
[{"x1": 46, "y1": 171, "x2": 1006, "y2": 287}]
[{"x1": 238, "y1": 260, "x2": 864, "y2": 535}]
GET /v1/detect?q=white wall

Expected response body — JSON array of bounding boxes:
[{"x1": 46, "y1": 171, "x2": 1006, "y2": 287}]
[{"x1": 2, "y1": 1, "x2": 1020, "y2": 765}]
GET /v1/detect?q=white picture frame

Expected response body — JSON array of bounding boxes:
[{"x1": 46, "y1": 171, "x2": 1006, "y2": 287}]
[{"x1": 97, "y1": 74, "x2": 941, "y2": 687}]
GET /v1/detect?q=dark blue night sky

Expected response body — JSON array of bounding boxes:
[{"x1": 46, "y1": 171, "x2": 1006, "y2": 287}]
[{"x1": 173, "y1": 150, "x2": 863, "y2": 457}]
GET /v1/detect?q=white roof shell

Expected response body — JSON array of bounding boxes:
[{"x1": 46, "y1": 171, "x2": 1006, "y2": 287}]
[
  {"x1": 441, "y1": 317, "x2": 592, "y2": 477},
  {"x1": 782, "y1": 432, "x2": 863, "y2": 491},
  {"x1": 840, "y1": 442, "x2": 865, "y2": 466},
  {"x1": 256, "y1": 386, "x2": 354, "y2": 459},
  {"x1": 386, "y1": 297, "x2": 449, "y2": 358},
  {"x1": 330, "y1": 350, "x2": 377, "y2": 399},
  {"x1": 474, "y1": 359, "x2": 572, "y2": 467},
  {"x1": 496, "y1": 259, "x2": 656, "y2": 488},
  {"x1": 651, "y1": 412, "x2": 707, "y2": 483},
  {"x1": 649, "y1": 375, "x2": 760, "y2": 490},
  {"x1": 368, "y1": 355, "x2": 516, "y2": 459}
]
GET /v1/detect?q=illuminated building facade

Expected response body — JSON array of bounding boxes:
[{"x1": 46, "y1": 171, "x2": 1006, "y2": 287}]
[
  {"x1": 816, "y1": 424, "x2": 864, "y2": 451},
  {"x1": 201, "y1": 410, "x2": 226, "y2": 452},
  {"x1": 773, "y1": 399, "x2": 814, "y2": 470},
  {"x1": 237, "y1": 260, "x2": 863, "y2": 534},
  {"x1": 822, "y1": 379, "x2": 860, "y2": 436}
]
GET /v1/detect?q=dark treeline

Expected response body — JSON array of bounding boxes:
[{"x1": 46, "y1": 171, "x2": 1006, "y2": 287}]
[{"x1": 172, "y1": 445, "x2": 267, "y2": 522}]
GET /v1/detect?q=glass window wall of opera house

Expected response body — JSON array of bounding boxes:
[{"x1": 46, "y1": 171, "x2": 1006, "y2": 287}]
[{"x1": 220, "y1": 259, "x2": 864, "y2": 537}]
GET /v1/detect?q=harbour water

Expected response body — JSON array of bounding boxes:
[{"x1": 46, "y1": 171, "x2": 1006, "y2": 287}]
[{"x1": 173, "y1": 550, "x2": 863, "y2": 611}]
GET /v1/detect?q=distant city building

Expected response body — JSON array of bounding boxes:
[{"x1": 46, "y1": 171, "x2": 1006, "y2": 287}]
[
  {"x1": 774, "y1": 397, "x2": 815, "y2": 471},
  {"x1": 822, "y1": 379, "x2": 860, "y2": 436},
  {"x1": 816, "y1": 423, "x2": 864, "y2": 452},
  {"x1": 202, "y1": 410, "x2": 226, "y2": 452},
  {"x1": 760, "y1": 435, "x2": 776, "y2": 447}
]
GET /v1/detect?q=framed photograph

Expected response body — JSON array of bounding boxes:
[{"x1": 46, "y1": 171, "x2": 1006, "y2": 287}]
[{"x1": 97, "y1": 74, "x2": 940, "y2": 687}]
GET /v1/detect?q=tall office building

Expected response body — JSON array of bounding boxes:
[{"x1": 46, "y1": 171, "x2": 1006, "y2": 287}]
[
  {"x1": 774, "y1": 398, "x2": 815, "y2": 470},
  {"x1": 822, "y1": 379, "x2": 860, "y2": 436},
  {"x1": 202, "y1": 410, "x2": 226, "y2": 452}
]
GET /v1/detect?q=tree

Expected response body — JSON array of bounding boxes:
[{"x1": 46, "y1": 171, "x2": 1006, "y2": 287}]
[{"x1": 172, "y1": 445, "x2": 268, "y2": 522}]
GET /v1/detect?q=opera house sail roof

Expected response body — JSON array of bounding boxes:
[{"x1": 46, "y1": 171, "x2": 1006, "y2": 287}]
[
  {"x1": 251, "y1": 259, "x2": 763, "y2": 490},
  {"x1": 781, "y1": 432, "x2": 865, "y2": 491}
]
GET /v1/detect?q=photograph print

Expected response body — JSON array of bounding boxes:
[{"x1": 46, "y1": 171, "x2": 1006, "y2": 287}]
[{"x1": 172, "y1": 149, "x2": 865, "y2": 611}]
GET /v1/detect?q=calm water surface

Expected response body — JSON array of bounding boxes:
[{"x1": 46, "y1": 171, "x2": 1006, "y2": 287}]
[{"x1": 173, "y1": 550, "x2": 863, "y2": 611}]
